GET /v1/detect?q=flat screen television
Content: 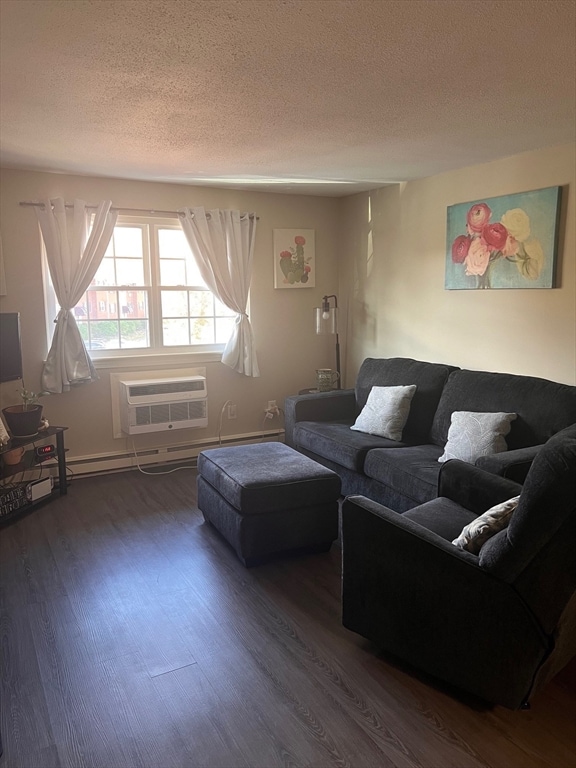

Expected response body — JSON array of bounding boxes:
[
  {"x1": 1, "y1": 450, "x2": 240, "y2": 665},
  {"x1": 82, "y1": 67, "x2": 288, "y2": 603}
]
[{"x1": 0, "y1": 312, "x2": 23, "y2": 383}]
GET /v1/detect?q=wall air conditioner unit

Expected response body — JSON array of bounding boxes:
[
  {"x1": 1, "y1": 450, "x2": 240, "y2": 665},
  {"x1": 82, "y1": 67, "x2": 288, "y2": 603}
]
[{"x1": 119, "y1": 376, "x2": 208, "y2": 435}]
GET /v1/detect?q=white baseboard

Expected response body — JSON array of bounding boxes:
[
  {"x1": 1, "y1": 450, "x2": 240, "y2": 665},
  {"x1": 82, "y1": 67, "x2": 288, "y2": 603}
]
[{"x1": 61, "y1": 428, "x2": 285, "y2": 478}]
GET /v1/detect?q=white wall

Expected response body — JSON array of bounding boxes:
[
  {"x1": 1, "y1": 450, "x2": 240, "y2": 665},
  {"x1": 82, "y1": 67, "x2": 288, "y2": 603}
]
[
  {"x1": 0, "y1": 170, "x2": 340, "y2": 462},
  {"x1": 338, "y1": 143, "x2": 576, "y2": 386}
]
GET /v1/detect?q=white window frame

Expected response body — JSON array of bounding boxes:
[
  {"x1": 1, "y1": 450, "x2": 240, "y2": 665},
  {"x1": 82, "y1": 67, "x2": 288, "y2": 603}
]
[{"x1": 42, "y1": 214, "x2": 230, "y2": 367}]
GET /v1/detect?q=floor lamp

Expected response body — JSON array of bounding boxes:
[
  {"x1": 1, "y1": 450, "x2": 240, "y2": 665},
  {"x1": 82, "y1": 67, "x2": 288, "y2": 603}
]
[{"x1": 314, "y1": 294, "x2": 341, "y2": 389}]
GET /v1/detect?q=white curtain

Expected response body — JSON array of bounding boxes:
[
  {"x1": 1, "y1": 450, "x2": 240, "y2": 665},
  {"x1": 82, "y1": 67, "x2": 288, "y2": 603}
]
[
  {"x1": 178, "y1": 207, "x2": 260, "y2": 377},
  {"x1": 36, "y1": 198, "x2": 118, "y2": 393}
]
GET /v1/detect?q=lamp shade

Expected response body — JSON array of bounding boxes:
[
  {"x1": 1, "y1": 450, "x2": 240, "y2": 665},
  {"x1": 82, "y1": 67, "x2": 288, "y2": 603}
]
[{"x1": 314, "y1": 306, "x2": 338, "y2": 335}]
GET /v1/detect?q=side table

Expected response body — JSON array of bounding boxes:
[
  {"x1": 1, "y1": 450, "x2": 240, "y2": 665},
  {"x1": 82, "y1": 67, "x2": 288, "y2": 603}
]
[{"x1": 0, "y1": 426, "x2": 68, "y2": 525}]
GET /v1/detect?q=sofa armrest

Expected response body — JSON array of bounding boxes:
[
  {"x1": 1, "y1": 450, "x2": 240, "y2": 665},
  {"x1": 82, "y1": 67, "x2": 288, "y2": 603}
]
[
  {"x1": 438, "y1": 460, "x2": 523, "y2": 515},
  {"x1": 284, "y1": 389, "x2": 357, "y2": 447},
  {"x1": 475, "y1": 444, "x2": 544, "y2": 483}
]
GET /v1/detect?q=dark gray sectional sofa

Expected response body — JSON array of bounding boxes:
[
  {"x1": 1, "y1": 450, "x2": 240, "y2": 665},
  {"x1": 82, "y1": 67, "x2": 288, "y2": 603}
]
[{"x1": 285, "y1": 357, "x2": 576, "y2": 512}]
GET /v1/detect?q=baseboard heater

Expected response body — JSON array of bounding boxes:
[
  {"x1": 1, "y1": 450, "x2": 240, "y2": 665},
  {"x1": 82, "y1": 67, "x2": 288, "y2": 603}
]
[{"x1": 64, "y1": 430, "x2": 285, "y2": 478}]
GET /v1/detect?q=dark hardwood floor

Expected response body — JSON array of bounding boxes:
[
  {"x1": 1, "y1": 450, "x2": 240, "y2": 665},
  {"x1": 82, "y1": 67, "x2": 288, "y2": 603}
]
[{"x1": 1, "y1": 467, "x2": 575, "y2": 768}]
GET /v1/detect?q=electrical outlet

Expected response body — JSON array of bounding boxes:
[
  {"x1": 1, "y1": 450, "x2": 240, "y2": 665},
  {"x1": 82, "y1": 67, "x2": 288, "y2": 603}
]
[
  {"x1": 227, "y1": 402, "x2": 237, "y2": 419},
  {"x1": 265, "y1": 399, "x2": 280, "y2": 419}
]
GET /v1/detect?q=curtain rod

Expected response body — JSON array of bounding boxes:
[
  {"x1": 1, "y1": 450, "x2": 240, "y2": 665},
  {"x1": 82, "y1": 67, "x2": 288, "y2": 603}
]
[{"x1": 19, "y1": 201, "x2": 258, "y2": 219}]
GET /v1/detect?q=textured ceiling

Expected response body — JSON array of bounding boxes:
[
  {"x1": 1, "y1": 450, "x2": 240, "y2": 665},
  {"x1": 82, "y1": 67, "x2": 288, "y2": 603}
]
[{"x1": 1, "y1": 0, "x2": 575, "y2": 196}]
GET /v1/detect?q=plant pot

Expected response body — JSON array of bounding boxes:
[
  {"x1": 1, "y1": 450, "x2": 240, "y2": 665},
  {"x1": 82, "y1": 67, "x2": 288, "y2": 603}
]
[
  {"x1": 2, "y1": 446, "x2": 26, "y2": 465},
  {"x1": 1, "y1": 404, "x2": 44, "y2": 438}
]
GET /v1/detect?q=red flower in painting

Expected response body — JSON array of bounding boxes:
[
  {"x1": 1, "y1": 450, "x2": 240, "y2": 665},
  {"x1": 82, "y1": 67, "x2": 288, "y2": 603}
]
[
  {"x1": 280, "y1": 250, "x2": 291, "y2": 258},
  {"x1": 482, "y1": 222, "x2": 508, "y2": 251},
  {"x1": 466, "y1": 203, "x2": 492, "y2": 234},
  {"x1": 294, "y1": 236, "x2": 306, "y2": 246},
  {"x1": 452, "y1": 235, "x2": 472, "y2": 263}
]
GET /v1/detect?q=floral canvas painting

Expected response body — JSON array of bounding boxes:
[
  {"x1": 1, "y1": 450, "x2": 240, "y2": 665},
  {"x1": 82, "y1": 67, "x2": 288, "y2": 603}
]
[
  {"x1": 445, "y1": 187, "x2": 561, "y2": 289},
  {"x1": 274, "y1": 229, "x2": 315, "y2": 288}
]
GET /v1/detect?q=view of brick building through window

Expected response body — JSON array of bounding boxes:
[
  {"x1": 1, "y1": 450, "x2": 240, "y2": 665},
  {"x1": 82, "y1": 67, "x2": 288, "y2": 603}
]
[{"x1": 71, "y1": 218, "x2": 234, "y2": 352}]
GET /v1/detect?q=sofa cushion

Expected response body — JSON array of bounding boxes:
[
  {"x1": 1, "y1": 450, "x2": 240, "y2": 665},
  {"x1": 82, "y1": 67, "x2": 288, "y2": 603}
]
[
  {"x1": 363, "y1": 444, "x2": 445, "y2": 506},
  {"x1": 430, "y1": 369, "x2": 576, "y2": 449},
  {"x1": 294, "y1": 420, "x2": 406, "y2": 472},
  {"x1": 355, "y1": 358, "x2": 457, "y2": 444},
  {"x1": 452, "y1": 496, "x2": 520, "y2": 554},
  {"x1": 351, "y1": 385, "x2": 417, "y2": 441},
  {"x1": 403, "y1": 497, "x2": 478, "y2": 541},
  {"x1": 438, "y1": 411, "x2": 517, "y2": 464}
]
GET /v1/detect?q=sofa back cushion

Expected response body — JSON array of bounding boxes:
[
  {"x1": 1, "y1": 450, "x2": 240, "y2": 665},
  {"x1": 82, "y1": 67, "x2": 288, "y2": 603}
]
[
  {"x1": 430, "y1": 369, "x2": 576, "y2": 449},
  {"x1": 355, "y1": 358, "x2": 457, "y2": 444}
]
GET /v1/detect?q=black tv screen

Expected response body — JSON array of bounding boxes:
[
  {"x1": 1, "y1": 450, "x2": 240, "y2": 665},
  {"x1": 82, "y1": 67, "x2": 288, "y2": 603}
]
[{"x1": 0, "y1": 312, "x2": 23, "y2": 382}]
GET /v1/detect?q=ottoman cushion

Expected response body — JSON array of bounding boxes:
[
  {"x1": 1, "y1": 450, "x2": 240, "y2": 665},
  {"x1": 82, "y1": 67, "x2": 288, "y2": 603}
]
[
  {"x1": 197, "y1": 442, "x2": 342, "y2": 566},
  {"x1": 197, "y1": 443, "x2": 341, "y2": 514}
]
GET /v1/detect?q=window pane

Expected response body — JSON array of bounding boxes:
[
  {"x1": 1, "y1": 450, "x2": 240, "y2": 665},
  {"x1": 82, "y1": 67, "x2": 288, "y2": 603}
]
[
  {"x1": 160, "y1": 259, "x2": 187, "y2": 286},
  {"x1": 159, "y1": 228, "x2": 205, "y2": 286},
  {"x1": 190, "y1": 317, "x2": 214, "y2": 344},
  {"x1": 116, "y1": 258, "x2": 144, "y2": 286},
  {"x1": 119, "y1": 320, "x2": 149, "y2": 348},
  {"x1": 214, "y1": 296, "x2": 236, "y2": 317},
  {"x1": 73, "y1": 297, "x2": 88, "y2": 319},
  {"x1": 90, "y1": 320, "x2": 120, "y2": 348},
  {"x1": 85, "y1": 289, "x2": 119, "y2": 319},
  {"x1": 77, "y1": 320, "x2": 88, "y2": 342},
  {"x1": 161, "y1": 290, "x2": 188, "y2": 318},
  {"x1": 93, "y1": 257, "x2": 115, "y2": 286},
  {"x1": 163, "y1": 318, "x2": 189, "y2": 346},
  {"x1": 106, "y1": 291, "x2": 118, "y2": 318},
  {"x1": 119, "y1": 290, "x2": 148, "y2": 319},
  {"x1": 113, "y1": 227, "x2": 142, "y2": 257},
  {"x1": 87, "y1": 337, "x2": 108, "y2": 350},
  {"x1": 215, "y1": 316, "x2": 235, "y2": 343},
  {"x1": 189, "y1": 290, "x2": 213, "y2": 317},
  {"x1": 159, "y1": 228, "x2": 189, "y2": 258}
]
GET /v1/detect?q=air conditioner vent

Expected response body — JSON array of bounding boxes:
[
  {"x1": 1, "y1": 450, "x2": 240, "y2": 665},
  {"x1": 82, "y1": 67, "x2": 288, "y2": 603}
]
[
  {"x1": 119, "y1": 376, "x2": 208, "y2": 434},
  {"x1": 129, "y1": 380, "x2": 205, "y2": 398}
]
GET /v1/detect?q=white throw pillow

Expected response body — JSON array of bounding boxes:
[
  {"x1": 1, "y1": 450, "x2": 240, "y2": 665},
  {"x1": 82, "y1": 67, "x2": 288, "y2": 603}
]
[
  {"x1": 452, "y1": 496, "x2": 520, "y2": 554},
  {"x1": 438, "y1": 411, "x2": 517, "y2": 464},
  {"x1": 350, "y1": 385, "x2": 417, "y2": 442}
]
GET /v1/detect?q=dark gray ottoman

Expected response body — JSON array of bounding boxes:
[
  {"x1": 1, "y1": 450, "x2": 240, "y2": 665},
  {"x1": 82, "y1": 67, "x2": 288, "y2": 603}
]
[{"x1": 197, "y1": 443, "x2": 341, "y2": 566}]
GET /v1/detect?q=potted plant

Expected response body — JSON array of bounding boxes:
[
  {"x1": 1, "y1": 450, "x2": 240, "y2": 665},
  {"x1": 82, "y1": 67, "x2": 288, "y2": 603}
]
[{"x1": 2, "y1": 388, "x2": 50, "y2": 438}]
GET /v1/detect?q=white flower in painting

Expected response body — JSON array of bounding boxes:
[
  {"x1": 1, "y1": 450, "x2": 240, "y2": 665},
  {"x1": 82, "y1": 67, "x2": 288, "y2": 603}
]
[
  {"x1": 501, "y1": 208, "x2": 531, "y2": 242},
  {"x1": 518, "y1": 238, "x2": 544, "y2": 280}
]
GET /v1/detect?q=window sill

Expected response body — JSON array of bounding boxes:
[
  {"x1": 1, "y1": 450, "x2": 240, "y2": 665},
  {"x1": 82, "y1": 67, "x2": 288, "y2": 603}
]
[{"x1": 90, "y1": 349, "x2": 223, "y2": 370}]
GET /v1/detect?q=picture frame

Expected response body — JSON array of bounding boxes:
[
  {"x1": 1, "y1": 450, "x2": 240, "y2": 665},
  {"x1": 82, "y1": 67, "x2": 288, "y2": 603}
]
[
  {"x1": 445, "y1": 186, "x2": 562, "y2": 290},
  {"x1": 273, "y1": 229, "x2": 315, "y2": 288}
]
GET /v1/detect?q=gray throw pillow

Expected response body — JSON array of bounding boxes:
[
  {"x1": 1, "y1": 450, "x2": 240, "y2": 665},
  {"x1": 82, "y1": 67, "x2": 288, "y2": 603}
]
[
  {"x1": 452, "y1": 495, "x2": 520, "y2": 554},
  {"x1": 438, "y1": 411, "x2": 517, "y2": 464},
  {"x1": 350, "y1": 385, "x2": 417, "y2": 442}
]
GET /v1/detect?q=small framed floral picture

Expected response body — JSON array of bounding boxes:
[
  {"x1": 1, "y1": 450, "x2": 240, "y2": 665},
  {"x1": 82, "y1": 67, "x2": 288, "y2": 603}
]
[
  {"x1": 445, "y1": 187, "x2": 562, "y2": 289},
  {"x1": 273, "y1": 229, "x2": 315, "y2": 288}
]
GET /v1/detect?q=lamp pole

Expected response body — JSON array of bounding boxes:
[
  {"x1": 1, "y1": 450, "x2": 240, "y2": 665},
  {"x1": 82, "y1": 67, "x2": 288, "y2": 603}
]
[{"x1": 321, "y1": 294, "x2": 341, "y2": 389}]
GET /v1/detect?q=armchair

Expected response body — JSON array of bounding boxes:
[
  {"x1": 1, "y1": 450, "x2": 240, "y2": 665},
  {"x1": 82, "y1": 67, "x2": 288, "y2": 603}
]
[{"x1": 341, "y1": 424, "x2": 576, "y2": 709}]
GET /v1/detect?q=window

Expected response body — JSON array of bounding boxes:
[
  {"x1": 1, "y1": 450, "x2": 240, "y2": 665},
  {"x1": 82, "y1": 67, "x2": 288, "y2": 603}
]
[{"x1": 70, "y1": 216, "x2": 235, "y2": 354}]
